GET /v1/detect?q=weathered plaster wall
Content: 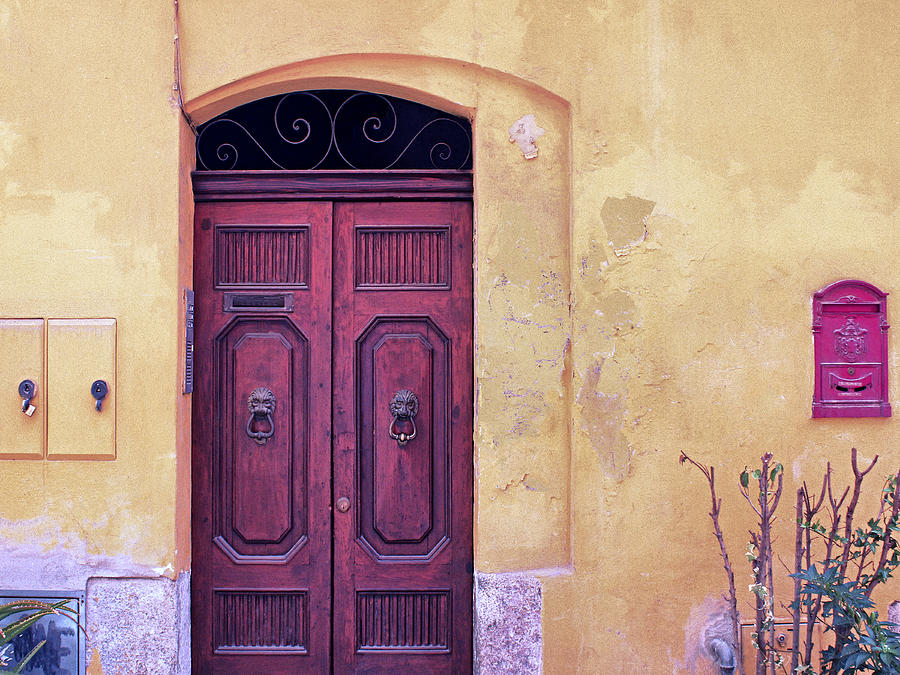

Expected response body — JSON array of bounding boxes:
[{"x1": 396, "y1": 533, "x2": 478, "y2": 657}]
[
  {"x1": 2, "y1": 0, "x2": 899, "y2": 673},
  {"x1": 550, "y1": 3, "x2": 900, "y2": 671},
  {"x1": 180, "y1": 2, "x2": 900, "y2": 671},
  {"x1": 0, "y1": 1, "x2": 181, "y2": 586}
]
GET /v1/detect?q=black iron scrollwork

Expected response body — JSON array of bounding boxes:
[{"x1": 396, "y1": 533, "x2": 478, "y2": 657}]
[
  {"x1": 388, "y1": 389, "x2": 419, "y2": 447},
  {"x1": 246, "y1": 387, "x2": 276, "y2": 445},
  {"x1": 196, "y1": 90, "x2": 472, "y2": 171}
]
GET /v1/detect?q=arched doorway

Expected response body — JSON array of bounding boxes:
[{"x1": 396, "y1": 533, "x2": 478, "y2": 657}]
[{"x1": 190, "y1": 91, "x2": 474, "y2": 673}]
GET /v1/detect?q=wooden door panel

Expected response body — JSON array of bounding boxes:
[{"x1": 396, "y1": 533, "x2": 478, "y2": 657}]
[
  {"x1": 355, "y1": 589, "x2": 451, "y2": 653},
  {"x1": 213, "y1": 589, "x2": 309, "y2": 655},
  {"x1": 372, "y1": 329, "x2": 434, "y2": 544},
  {"x1": 214, "y1": 317, "x2": 308, "y2": 560},
  {"x1": 354, "y1": 225, "x2": 451, "y2": 288},
  {"x1": 333, "y1": 201, "x2": 473, "y2": 673},
  {"x1": 192, "y1": 201, "x2": 332, "y2": 673},
  {"x1": 357, "y1": 316, "x2": 450, "y2": 558}
]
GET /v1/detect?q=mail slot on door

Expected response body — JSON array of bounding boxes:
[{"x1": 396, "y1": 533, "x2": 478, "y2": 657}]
[{"x1": 812, "y1": 279, "x2": 891, "y2": 418}]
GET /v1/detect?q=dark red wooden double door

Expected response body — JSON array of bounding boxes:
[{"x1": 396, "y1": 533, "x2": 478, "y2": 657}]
[{"x1": 191, "y1": 195, "x2": 473, "y2": 673}]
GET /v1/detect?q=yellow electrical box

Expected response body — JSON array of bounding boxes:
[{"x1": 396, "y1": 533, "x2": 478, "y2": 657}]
[
  {"x1": 0, "y1": 319, "x2": 44, "y2": 459},
  {"x1": 47, "y1": 319, "x2": 116, "y2": 460},
  {"x1": 741, "y1": 619, "x2": 823, "y2": 672}
]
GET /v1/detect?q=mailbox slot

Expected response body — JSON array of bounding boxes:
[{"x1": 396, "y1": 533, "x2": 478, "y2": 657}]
[
  {"x1": 820, "y1": 364, "x2": 879, "y2": 401},
  {"x1": 224, "y1": 292, "x2": 294, "y2": 312},
  {"x1": 812, "y1": 280, "x2": 890, "y2": 418}
]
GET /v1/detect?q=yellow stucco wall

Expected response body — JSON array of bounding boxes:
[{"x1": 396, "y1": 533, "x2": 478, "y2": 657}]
[
  {"x1": 2, "y1": 0, "x2": 899, "y2": 672},
  {"x1": 0, "y1": 1, "x2": 181, "y2": 583}
]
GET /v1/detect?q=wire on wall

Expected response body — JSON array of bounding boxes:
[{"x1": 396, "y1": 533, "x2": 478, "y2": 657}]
[{"x1": 174, "y1": 0, "x2": 198, "y2": 135}]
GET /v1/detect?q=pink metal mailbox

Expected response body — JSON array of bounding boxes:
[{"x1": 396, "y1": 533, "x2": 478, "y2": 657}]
[{"x1": 812, "y1": 279, "x2": 891, "y2": 418}]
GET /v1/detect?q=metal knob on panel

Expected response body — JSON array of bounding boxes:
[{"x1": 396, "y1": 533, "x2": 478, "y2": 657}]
[
  {"x1": 91, "y1": 380, "x2": 109, "y2": 412},
  {"x1": 18, "y1": 379, "x2": 36, "y2": 416},
  {"x1": 336, "y1": 497, "x2": 351, "y2": 513}
]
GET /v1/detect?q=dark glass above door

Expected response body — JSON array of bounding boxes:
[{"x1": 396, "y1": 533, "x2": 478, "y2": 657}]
[{"x1": 196, "y1": 90, "x2": 472, "y2": 171}]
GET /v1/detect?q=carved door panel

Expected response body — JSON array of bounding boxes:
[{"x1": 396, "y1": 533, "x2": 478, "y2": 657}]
[
  {"x1": 192, "y1": 197, "x2": 472, "y2": 673},
  {"x1": 192, "y1": 201, "x2": 333, "y2": 673},
  {"x1": 332, "y1": 201, "x2": 473, "y2": 673}
]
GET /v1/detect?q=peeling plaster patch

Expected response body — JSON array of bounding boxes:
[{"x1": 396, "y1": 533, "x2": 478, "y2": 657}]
[
  {"x1": 536, "y1": 269, "x2": 566, "y2": 309},
  {"x1": 495, "y1": 473, "x2": 547, "y2": 495},
  {"x1": 0, "y1": 538, "x2": 158, "y2": 590},
  {"x1": 502, "y1": 386, "x2": 547, "y2": 436},
  {"x1": 509, "y1": 114, "x2": 545, "y2": 159},
  {"x1": 0, "y1": 120, "x2": 20, "y2": 171},
  {"x1": 0, "y1": 516, "x2": 161, "y2": 589},
  {"x1": 600, "y1": 195, "x2": 655, "y2": 255},
  {"x1": 4, "y1": 182, "x2": 111, "y2": 218},
  {"x1": 791, "y1": 444, "x2": 816, "y2": 482},
  {"x1": 676, "y1": 596, "x2": 738, "y2": 674},
  {"x1": 534, "y1": 336, "x2": 569, "y2": 371},
  {"x1": 475, "y1": 572, "x2": 542, "y2": 674},
  {"x1": 576, "y1": 363, "x2": 632, "y2": 481},
  {"x1": 488, "y1": 271, "x2": 564, "y2": 333},
  {"x1": 86, "y1": 648, "x2": 102, "y2": 675},
  {"x1": 87, "y1": 577, "x2": 177, "y2": 675},
  {"x1": 889, "y1": 601, "x2": 900, "y2": 629},
  {"x1": 596, "y1": 290, "x2": 636, "y2": 331}
]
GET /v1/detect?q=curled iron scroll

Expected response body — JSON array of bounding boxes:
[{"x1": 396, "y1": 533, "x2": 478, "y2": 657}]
[
  {"x1": 246, "y1": 387, "x2": 276, "y2": 445},
  {"x1": 388, "y1": 389, "x2": 419, "y2": 447},
  {"x1": 196, "y1": 90, "x2": 472, "y2": 171}
]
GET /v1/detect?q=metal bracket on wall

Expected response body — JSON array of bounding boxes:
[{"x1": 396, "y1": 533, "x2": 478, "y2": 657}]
[{"x1": 184, "y1": 289, "x2": 194, "y2": 394}]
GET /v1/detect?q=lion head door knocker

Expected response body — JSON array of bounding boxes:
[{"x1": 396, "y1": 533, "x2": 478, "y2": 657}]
[
  {"x1": 246, "y1": 387, "x2": 276, "y2": 445},
  {"x1": 388, "y1": 389, "x2": 419, "y2": 447}
]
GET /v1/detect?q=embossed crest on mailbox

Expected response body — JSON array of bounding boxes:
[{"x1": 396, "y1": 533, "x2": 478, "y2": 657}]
[{"x1": 813, "y1": 280, "x2": 891, "y2": 418}]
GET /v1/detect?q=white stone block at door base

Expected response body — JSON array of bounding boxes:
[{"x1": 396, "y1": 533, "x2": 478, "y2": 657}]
[
  {"x1": 475, "y1": 571, "x2": 542, "y2": 674},
  {"x1": 86, "y1": 577, "x2": 179, "y2": 675},
  {"x1": 87, "y1": 571, "x2": 540, "y2": 673}
]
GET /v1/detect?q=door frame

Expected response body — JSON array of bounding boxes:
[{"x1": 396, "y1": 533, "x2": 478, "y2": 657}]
[
  {"x1": 189, "y1": 168, "x2": 475, "y2": 671},
  {"x1": 181, "y1": 62, "x2": 572, "y2": 671},
  {"x1": 191, "y1": 170, "x2": 474, "y2": 202}
]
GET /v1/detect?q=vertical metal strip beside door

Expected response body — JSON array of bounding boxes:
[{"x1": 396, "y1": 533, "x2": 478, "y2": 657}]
[
  {"x1": 331, "y1": 201, "x2": 474, "y2": 673},
  {"x1": 191, "y1": 201, "x2": 333, "y2": 674}
]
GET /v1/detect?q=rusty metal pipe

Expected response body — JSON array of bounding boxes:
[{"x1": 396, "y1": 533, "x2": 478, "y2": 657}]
[{"x1": 708, "y1": 638, "x2": 736, "y2": 675}]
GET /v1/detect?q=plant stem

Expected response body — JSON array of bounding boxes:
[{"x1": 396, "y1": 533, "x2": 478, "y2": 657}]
[
  {"x1": 680, "y1": 453, "x2": 745, "y2": 675},
  {"x1": 791, "y1": 488, "x2": 802, "y2": 675}
]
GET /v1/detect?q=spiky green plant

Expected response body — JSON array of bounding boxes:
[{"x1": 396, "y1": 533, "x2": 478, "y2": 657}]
[{"x1": 0, "y1": 599, "x2": 79, "y2": 674}]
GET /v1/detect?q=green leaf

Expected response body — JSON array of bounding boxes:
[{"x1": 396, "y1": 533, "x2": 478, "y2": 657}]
[
  {"x1": 0, "y1": 601, "x2": 54, "y2": 622},
  {"x1": 9, "y1": 640, "x2": 45, "y2": 674},
  {"x1": 0, "y1": 599, "x2": 79, "y2": 646},
  {"x1": 770, "y1": 463, "x2": 783, "y2": 482},
  {"x1": 740, "y1": 470, "x2": 749, "y2": 488},
  {"x1": 0, "y1": 611, "x2": 56, "y2": 645}
]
